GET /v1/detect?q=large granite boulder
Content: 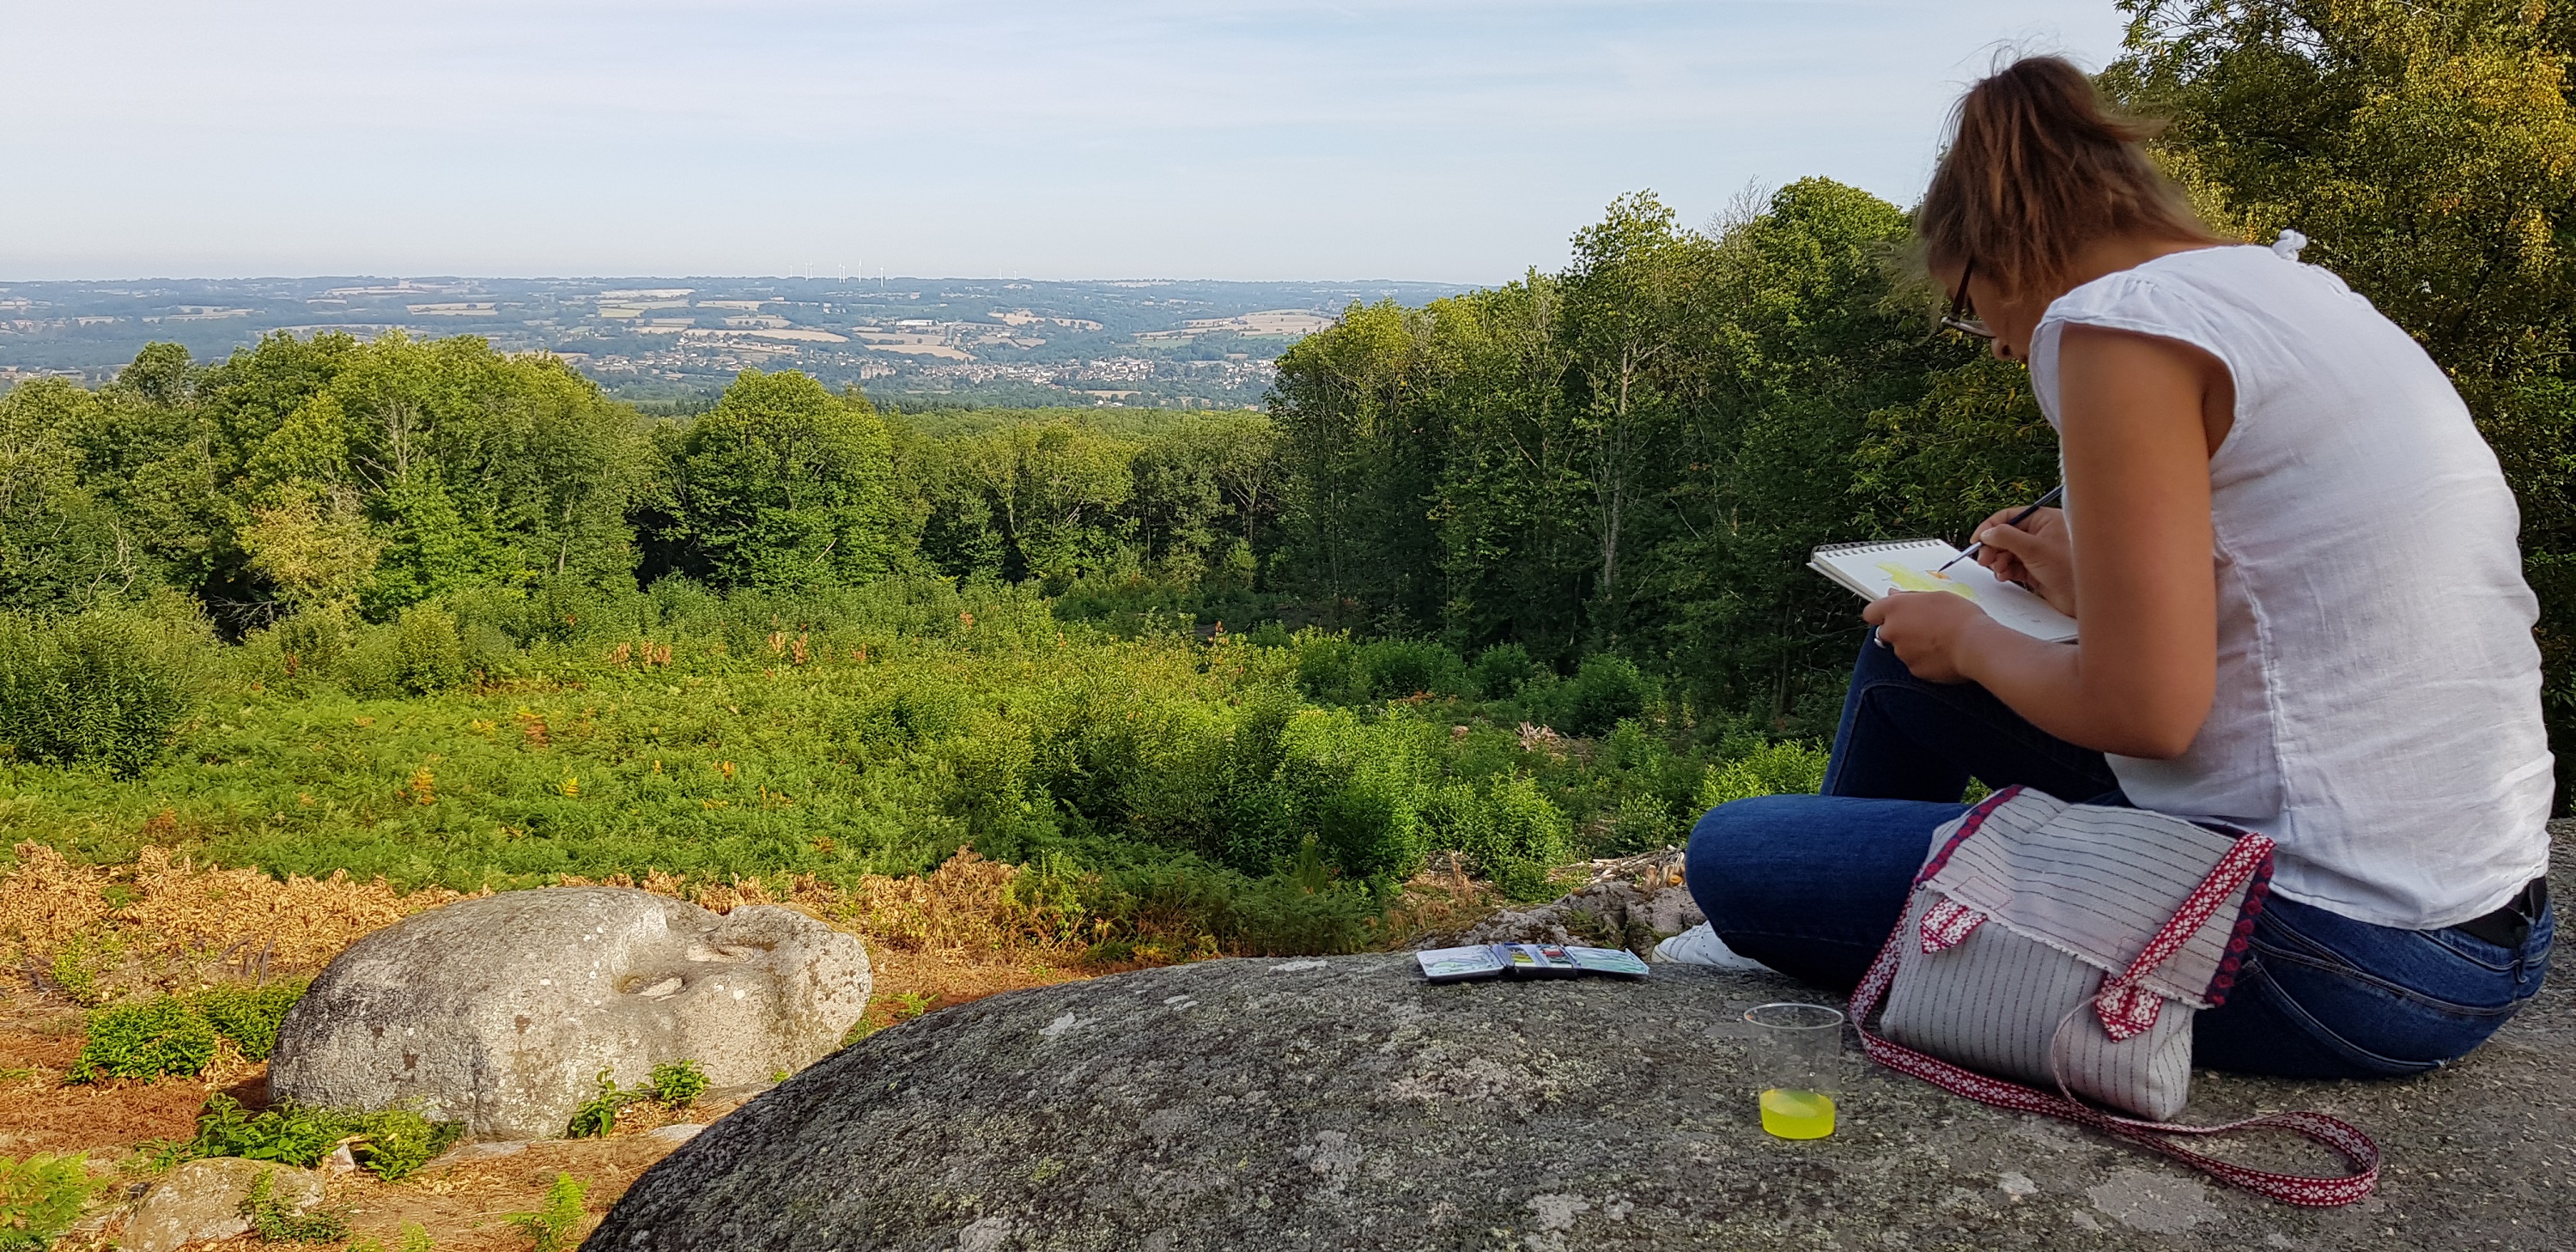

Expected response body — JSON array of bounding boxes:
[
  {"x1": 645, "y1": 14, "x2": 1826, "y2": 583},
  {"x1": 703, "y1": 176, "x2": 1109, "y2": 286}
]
[
  {"x1": 591, "y1": 836, "x2": 2575, "y2": 1251},
  {"x1": 271, "y1": 887, "x2": 870, "y2": 1140}
]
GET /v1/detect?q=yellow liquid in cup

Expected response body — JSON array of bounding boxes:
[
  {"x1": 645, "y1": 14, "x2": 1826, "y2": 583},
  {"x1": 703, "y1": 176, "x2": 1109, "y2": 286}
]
[{"x1": 1759, "y1": 1088, "x2": 1836, "y2": 1139}]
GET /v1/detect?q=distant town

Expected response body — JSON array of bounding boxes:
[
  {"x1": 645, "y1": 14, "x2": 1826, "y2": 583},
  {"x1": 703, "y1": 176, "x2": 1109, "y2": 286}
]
[{"x1": 0, "y1": 276, "x2": 1472, "y2": 409}]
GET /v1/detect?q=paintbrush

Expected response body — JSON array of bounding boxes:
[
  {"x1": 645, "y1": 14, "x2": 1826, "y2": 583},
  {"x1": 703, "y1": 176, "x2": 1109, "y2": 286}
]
[{"x1": 1934, "y1": 484, "x2": 2064, "y2": 574}]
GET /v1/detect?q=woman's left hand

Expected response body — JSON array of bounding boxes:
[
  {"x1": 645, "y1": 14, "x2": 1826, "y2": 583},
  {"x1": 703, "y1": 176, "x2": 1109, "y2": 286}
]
[{"x1": 1862, "y1": 591, "x2": 1995, "y2": 684}]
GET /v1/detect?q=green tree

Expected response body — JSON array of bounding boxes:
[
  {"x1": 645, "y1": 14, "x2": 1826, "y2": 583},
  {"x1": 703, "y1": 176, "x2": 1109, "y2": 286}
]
[
  {"x1": 1128, "y1": 415, "x2": 1279, "y2": 584},
  {"x1": 0, "y1": 380, "x2": 143, "y2": 611},
  {"x1": 1557, "y1": 191, "x2": 1719, "y2": 646},
  {"x1": 653, "y1": 369, "x2": 913, "y2": 591},
  {"x1": 1419, "y1": 275, "x2": 1587, "y2": 661},
  {"x1": 1271, "y1": 300, "x2": 1449, "y2": 632},
  {"x1": 2109, "y1": 0, "x2": 2576, "y2": 803},
  {"x1": 933, "y1": 421, "x2": 1135, "y2": 586},
  {"x1": 1643, "y1": 179, "x2": 1978, "y2": 723}
]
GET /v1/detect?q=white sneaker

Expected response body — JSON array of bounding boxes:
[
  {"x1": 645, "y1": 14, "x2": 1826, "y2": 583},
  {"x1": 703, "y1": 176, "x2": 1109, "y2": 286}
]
[{"x1": 1654, "y1": 922, "x2": 1777, "y2": 973}]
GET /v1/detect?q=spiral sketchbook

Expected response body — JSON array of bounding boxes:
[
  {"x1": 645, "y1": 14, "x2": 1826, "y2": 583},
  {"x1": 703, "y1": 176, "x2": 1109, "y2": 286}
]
[{"x1": 1808, "y1": 538, "x2": 2078, "y2": 643}]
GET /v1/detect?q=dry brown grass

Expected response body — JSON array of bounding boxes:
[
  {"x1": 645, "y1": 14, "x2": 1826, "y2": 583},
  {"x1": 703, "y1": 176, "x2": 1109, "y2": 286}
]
[
  {"x1": 839, "y1": 848, "x2": 1083, "y2": 957},
  {"x1": 560, "y1": 846, "x2": 1085, "y2": 963},
  {"x1": 4, "y1": 837, "x2": 1093, "y2": 1000},
  {"x1": 1373, "y1": 851, "x2": 1508, "y2": 948},
  {"x1": 0, "y1": 841, "x2": 478, "y2": 996},
  {"x1": 0, "y1": 988, "x2": 216, "y2": 1158}
]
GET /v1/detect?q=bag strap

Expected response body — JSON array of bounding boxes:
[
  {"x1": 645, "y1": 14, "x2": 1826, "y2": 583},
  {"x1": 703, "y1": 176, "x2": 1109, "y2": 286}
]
[
  {"x1": 1850, "y1": 910, "x2": 2380, "y2": 1206},
  {"x1": 2093, "y1": 832, "x2": 2274, "y2": 1040}
]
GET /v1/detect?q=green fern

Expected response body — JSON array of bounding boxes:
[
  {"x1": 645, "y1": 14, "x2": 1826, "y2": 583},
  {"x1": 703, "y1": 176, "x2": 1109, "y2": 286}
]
[
  {"x1": 504, "y1": 1173, "x2": 587, "y2": 1252},
  {"x1": 0, "y1": 1153, "x2": 101, "y2": 1252}
]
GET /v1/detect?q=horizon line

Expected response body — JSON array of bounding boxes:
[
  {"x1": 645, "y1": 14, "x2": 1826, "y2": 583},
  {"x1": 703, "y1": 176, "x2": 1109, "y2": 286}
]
[{"x1": 0, "y1": 273, "x2": 1492, "y2": 288}]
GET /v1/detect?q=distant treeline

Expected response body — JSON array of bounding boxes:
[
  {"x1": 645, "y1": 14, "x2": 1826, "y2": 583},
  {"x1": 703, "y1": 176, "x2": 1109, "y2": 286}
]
[{"x1": 0, "y1": 336, "x2": 1282, "y2": 631}]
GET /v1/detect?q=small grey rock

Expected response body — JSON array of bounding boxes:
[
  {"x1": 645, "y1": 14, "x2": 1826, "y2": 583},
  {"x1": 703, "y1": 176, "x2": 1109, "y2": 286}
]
[
  {"x1": 126, "y1": 1158, "x2": 323, "y2": 1252},
  {"x1": 270, "y1": 887, "x2": 870, "y2": 1140},
  {"x1": 1430, "y1": 851, "x2": 1702, "y2": 950}
]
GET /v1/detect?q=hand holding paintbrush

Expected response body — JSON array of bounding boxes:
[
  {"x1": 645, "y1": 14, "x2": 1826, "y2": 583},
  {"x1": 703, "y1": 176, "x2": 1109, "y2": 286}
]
[{"x1": 1935, "y1": 484, "x2": 2065, "y2": 575}]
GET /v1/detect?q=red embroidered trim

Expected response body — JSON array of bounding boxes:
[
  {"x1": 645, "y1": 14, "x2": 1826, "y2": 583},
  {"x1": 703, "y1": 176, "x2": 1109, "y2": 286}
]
[
  {"x1": 2208, "y1": 847, "x2": 2274, "y2": 1008},
  {"x1": 2091, "y1": 833, "x2": 2275, "y2": 1039},
  {"x1": 1919, "y1": 898, "x2": 1987, "y2": 952},
  {"x1": 1913, "y1": 785, "x2": 2024, "y2": 889},
  {"x1": 2093, "y1": 980, "x2": 2162, "y2": 1039}
]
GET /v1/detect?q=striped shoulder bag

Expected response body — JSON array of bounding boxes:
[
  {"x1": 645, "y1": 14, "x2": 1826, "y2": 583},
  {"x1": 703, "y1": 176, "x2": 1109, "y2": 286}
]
[{"x1": 1848, "y1": 785, "x2": 2381, "y2": 1206}]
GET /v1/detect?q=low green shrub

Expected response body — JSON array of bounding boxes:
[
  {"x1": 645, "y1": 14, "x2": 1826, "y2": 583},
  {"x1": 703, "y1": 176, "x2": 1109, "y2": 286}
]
[
  {"x1": 185, "y1": 1095, "x2": 341, "y2": 1167},
  {"x1": 1219, "y1": 873, "x2": 1380, "y2": 955},
  {"x1": 1560, "y1": 653, "x2": 1654, "y2": 738},
  {"x1": 1353, "y1": 639, "x2": 1469, "y2": 701},
  {"x1": 0, "y1": 1153, "x2": 101, "y2": 1251},
  {"x1": 348, "y1": 1221, "x2": 435, "y2": 1252},
  {"x1": 184, "y1": 1095, "x2": 462, "y2": 1182},
  {"x1": 1423, "y1": 774, "x2": 1571, "y2": 902},
  {"x1": 70, "y1": 996, "x2": 219, "y2": 1082},
  {"x1": 71, "y1": 982, "x2": 310, "y2": 1081},
  {"x1": 0, "y1": 590, "x2": 1837, "y2": 959},
  {"x1": 45, "y1": 939, "x2": 112, "y2": 1008},
  {"x1": 1290, "y1": 632, "x2": 1361, "y2": 702},
  {"x1": 565, "y1": 1070, "x2": 635, "y2": 1139},
  {"x1": 1080, "y1": 854, "x2": 1381, "y2": 958},
  {"x1": 1469, "y1": 643, "x2": 1540, "y2": 698},
  {"x1": 1595, "y1": 793, "x2": 1684, "y2": 857},
  {"x1": 240, "y1": 1169, "x2": 349, "y2": 1243},
  {"x1": 0, "y1": 602, "x2": 212, "y2": 776},
  {"x1": 505, "y1": 1173, "x2": 587, "y2": 1252},
  {"x1": 343, "y1": 1109, "x2": 466, "y2": 1182},
  {"x1": 191, "y1": 981, "x2": 310, "y2": 1062},
  {"x1": 1694, "y1": 740, "x2": 1830, "y2": 810},
  {"x1": 392, "y1": 605, "x2": 468, "y2": 695},
  {"x1": 647, "y1": 1059, "x2": 708, "y2": 1107}
]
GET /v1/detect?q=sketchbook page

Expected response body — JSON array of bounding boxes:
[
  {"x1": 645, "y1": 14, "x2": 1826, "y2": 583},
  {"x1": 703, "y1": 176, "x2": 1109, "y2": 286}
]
[{"x1": 1808, "y1": 538, "x2": 2078, "y2": 643}]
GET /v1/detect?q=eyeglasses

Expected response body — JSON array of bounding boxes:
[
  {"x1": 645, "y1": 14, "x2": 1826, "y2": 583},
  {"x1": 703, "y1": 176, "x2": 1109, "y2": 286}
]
[{"x1": 1942, "y1": 258, "x2": 1995, "y2": 340}]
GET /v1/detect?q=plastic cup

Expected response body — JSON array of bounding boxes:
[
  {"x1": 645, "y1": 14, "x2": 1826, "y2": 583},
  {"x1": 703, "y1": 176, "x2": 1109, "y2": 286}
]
[{"x1": 1745, "y1": 1002, "x2": 1844, "y2": 1140}]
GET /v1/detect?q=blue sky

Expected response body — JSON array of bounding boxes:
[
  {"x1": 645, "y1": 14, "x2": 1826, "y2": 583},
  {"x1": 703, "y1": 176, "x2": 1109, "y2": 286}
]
[{"x1": 0, "y1": 2, "x2": 2125, "y2": 282}]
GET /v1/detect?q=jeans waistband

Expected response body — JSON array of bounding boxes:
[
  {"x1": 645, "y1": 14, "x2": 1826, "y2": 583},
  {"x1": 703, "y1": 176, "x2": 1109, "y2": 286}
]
[{"x1": 2451, "y1": 876, "x2": 2550, "y2": 949}]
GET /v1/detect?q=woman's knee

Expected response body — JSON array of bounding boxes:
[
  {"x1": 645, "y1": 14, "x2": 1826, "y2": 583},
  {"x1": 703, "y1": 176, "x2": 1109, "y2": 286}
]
[
  {"x1": 1684, "y1": 795, "x2": 1826, "y2": 909},
  {"x1": 1687, "y1": 794, "x2": 1814, "y2": 863}
]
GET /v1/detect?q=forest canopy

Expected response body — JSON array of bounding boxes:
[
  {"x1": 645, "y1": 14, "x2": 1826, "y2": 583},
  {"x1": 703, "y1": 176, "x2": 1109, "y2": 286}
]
[{"x1": 0, "y1": 0, "x2": 2569, "y2": 815}]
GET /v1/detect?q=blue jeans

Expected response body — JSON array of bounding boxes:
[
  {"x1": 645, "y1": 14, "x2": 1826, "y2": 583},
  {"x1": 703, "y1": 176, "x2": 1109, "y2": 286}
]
[{"x1": 1686, "y1": 638, "x2": 2555, "y2": 1079}]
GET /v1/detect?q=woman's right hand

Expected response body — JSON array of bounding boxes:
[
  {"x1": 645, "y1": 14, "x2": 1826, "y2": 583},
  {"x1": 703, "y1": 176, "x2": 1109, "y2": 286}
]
[{"x1": 1973, "y1": 506, "x2": 2076, "y2": 617}]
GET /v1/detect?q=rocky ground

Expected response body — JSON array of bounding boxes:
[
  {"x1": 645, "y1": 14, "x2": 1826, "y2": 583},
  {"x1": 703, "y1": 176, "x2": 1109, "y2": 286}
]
[
  {"x1": 596, "y1": 827, "x2": 2576, "y2": 1251},
  {"x1": 7, "y1": 830, "x2": 2567, "y2": 1249},
  {"x1": 0, "y1": 945, "x2": 1088, "y2": 1250}
]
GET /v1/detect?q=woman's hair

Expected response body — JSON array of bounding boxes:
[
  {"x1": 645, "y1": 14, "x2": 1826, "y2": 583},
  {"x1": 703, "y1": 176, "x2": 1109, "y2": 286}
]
[{"x1": 1916, "y1": 56, "x2": 2220, "y2": 297}]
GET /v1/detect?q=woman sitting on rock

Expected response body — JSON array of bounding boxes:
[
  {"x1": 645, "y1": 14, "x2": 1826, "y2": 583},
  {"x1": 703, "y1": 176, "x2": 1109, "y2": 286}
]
[{"x1": 1657, "y1": 55, "x2": 2555, "y2": 1078}]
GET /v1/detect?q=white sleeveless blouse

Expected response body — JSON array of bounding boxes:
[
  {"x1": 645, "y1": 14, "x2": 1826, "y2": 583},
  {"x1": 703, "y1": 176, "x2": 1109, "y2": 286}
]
[{"x1": 2030, "y1": 243, "x2": 2553, "y2": 929}]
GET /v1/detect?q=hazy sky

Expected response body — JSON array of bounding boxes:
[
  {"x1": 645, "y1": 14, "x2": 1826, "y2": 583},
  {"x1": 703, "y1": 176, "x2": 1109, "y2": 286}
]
[{"x1": 2, "y1": 2, "x2": 2125, "y2": 283}]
